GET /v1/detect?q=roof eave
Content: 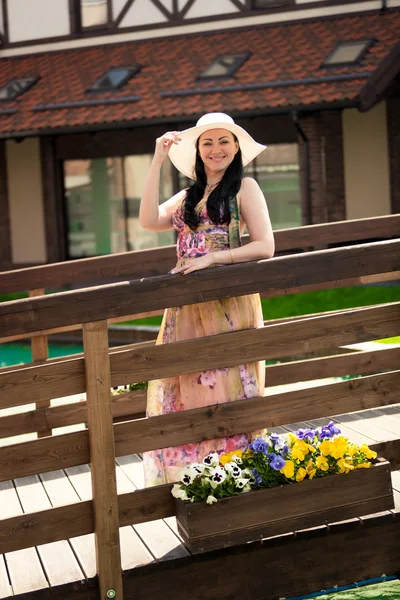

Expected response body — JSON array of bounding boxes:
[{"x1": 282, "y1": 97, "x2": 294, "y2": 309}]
[
  {"x1": 357, "y1": 40, "x2": 400, "y2": 112},
  {"x1": 0, "y1": 99, "x2": 359, "y2": 140}
]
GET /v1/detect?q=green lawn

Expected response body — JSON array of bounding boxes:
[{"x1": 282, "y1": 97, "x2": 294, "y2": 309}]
[{"x1": 308, "y1": 579, "x2": 400, "y2": 599}]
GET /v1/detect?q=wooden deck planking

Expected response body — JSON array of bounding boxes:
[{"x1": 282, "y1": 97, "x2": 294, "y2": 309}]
[
  {"x1": 115, "y1": 455, "x2": 189, "y2": 560},
  {"x1": 0, "y1": 556, "x2": 11, "y2": 599},
  {"x1": 14, "y1": 474, "x2": 84, "y2": 588},
  {"x1": 0, "y1": 479, "x2": 49, "y2": 596}
]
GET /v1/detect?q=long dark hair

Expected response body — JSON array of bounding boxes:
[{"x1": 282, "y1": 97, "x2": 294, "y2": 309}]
[{"x1": 183, "y1": 135, "x2": 243, "y2": 231}]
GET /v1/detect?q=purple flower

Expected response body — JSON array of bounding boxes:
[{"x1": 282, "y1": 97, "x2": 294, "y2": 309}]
[
  {"x1": 282, "y1": 444, "x2": 289, "y2": 456},
  {"x1": 270, "y1": 455, "x2": 286, "y2": 471},
  {"x1": 327, "y1": 421, "x2": 341, "y2": 435},
  {"x1": 252, "y1": 467, "x2": 262, "y2": 485},
  {"x1": 319, "y1": 426, "x2": 334, "y2": 440},
  {"x1": 250, "y1": 437, "x2": 269, "y2": 455},
  {"x1": 303, "y1": 429, "x2": 316, "y2": 441},
  {"x1": 295, "y1": 429, "x2": 307, "y2": 440}
]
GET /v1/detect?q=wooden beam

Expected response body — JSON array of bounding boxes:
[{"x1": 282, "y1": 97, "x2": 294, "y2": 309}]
[
  {"x1": 115, "y1": 0, "x2": 135, "y2": 26},
  {"x1": 1, "y1": 370, "x2": 398, "y2": 482},
  {"x1": 29, "y1": 289, "x2": 51, "y2": 438},
  {"x1": 265, "y1": 347, "x2": 400, "y2": 386},
  {"x1": 1, "y1": 240, "x2": 399, "y2": 338},
  {"x1": 1, "y1": 214, "x2": 399, "y2": 295},
  {"x1": 83, "y1": 321, "x2": 122, "y2": 599},
  {"x1": 0, "y1": 388, "x2": 146, "y2": 439},
  {"x1": 1, "y1": 302, "x2": 399, "y2": 410}
]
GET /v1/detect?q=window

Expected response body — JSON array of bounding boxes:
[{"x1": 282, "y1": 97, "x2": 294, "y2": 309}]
[
  {"x1": 63, "y1": 156, "x2": 174, "y2": 259},
  {"x1": 323, "y1": 39, "x2": 373, "y2": 67},
  {"x1": 246, "y1": 144, "x2": 301, "y2": 230},
  {"x1": 0, "y1": 77, "x2": 39, "y2": 101},
  {"x1": 88, "y1": 67, "x2": 141, "y2": 92},
  {"x1": 198, "y1": 52, "x2": 251, "y2": 80},
  {"x1": 80, "y1": 0, "x2": 108, "y2": 28}
]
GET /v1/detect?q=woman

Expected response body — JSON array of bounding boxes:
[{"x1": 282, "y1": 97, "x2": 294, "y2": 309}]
[{"x1": 139, "y1": 113, "x2": 275, "y2": 487}]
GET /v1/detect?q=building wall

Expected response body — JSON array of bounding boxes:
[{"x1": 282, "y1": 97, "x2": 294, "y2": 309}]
[
  {"x1": 343, "y1": 102, "x2": 391, "y2": 219},
  {"x1": 386, "y1": 93, "x2": 400, "y2": 214},
  {"x1": 6, "y1": 138, "x2": 47, "y2": 264},
  {"x1": 7, "y1": 0, "x2": 70, "y2": 43},
  {"x1": 298, "y1": 111, "x2": 346, "y2": 224},
  {"x1": 2, "y1": 0, "x2": 399, "y2": 57}
]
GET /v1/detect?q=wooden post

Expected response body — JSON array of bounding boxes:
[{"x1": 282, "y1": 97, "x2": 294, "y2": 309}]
[
  {"x1": 29, "y1": 289, "x2": 52, "y2": 438},
  {"x1": 83, "y1": 320, "x2": 123, "y2": 600}
]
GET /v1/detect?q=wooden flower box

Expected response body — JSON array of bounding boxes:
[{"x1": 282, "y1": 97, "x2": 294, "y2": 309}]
[{"x1": 175, "y1": 458, "x2": 394, "y2": 554}]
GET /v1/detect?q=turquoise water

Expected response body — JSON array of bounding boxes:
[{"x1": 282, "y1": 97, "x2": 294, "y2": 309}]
[{"x1": 0, "y1": 343, "x2": 84, "y2": 367}]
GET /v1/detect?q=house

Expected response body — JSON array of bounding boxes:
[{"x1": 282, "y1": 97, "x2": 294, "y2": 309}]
[{"x1": 0, "y1": 0, "x2": 399, "y2": 270}]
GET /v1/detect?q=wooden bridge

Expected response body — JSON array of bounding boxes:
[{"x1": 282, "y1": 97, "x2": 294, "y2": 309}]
[{"x1": 0, "y1": 214, "x2": 399, "y2": 600}]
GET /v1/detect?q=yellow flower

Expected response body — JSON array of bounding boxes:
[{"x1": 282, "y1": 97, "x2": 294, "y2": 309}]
[
  {"x1": 281, "y1": 460, "x2": 295, "y2": 478},
  {"x1": 220, "y1": 450, "x2": 243, "y2": 466},
  {"x1": 288, "y1": 433, "x2": 297, "y2": 445},
  {"x1": 360, "y1": 444, "x2": 377, "y2": 460},
  {"x1": 346, "y1": 444, "x2": 357, "y2": 457},
  {"x1": 308, "y1": 468, "x2": 317, "y2": 480},
  {"x1": 337, "y1": 457, "x2": 354, "y2": 474},
  {"x1": 291, "y1": 440, "x2": 311, "y2": 461},
  {"x1": 305, "y1": 459, "x2": 315, "y2": 475},
  {"x1": 316, "y1": 455, "x2": 329, "y2": 471},
  {"x1": 356, "y1": 462, "x2": 372, "y2": 469},
  {"x1": 330, "y1": 437, "x2": 348, "y2": 459},
  {"x1": 319, "y1": 440, "x2": 332, "y2": 456},
  {"x1": 296, "y1": 467, "x2": 307, "y2": 482}
]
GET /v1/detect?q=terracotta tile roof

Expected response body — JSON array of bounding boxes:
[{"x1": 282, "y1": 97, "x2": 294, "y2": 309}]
[{"x1": 0, "y1": 11, "x2": 399, "y2": 135}]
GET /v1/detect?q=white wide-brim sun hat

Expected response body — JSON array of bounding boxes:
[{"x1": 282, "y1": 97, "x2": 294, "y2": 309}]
[{"x1": 168, "y1": 113, "x2": 266, "y2": 180}]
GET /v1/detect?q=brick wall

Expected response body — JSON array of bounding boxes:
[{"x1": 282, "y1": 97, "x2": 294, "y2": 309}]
[{"x1": 298, "y1": 110, "x2": 346, "y2": 225}]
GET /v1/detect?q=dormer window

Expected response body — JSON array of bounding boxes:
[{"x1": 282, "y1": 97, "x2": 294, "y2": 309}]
[
  {"x1": 0, "y1": 77, "x2": 39, "y2": 101},
  {"x1": 197, "y1": 52, "x2": 251, "y2": 81},
  {"x1": 322, "y1": 39, "x2": 374, "y2": 67},
  {"x1": 88, "y1": 67, "x2": 141, "y2": 92}
]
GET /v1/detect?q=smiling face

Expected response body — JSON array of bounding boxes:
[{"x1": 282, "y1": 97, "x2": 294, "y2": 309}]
[{"x1": 198, "y1": 128, "x2": 239, "y2": 179}]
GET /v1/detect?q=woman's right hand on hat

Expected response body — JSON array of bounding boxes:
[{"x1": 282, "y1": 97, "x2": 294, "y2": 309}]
[{"x1": 154, "y1": 132, "x2": 181, "y2": 163}]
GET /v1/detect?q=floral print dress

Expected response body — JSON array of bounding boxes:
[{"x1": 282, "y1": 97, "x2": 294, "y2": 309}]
[{"x1": 143, "y1": 196, "x2": 265, "y2": 487}]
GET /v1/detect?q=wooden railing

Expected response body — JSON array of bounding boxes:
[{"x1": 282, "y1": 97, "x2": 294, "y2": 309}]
[{"x1": 0, "y1": 216, "x2": 399, "y2": 598}]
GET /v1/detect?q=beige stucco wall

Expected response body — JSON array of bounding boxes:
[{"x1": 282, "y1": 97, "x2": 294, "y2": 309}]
[
  {"x1": 342, "y1": 102, "x2": 391, "y2": 219},
  {"x1": 8, "y1": 0, "x2": 70, "y2": 42},
  {"x1": 6, "y1": 138, "x2": 47, "y2": 264}
]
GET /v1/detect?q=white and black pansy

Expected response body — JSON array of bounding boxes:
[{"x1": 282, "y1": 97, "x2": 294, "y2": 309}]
[
  {"x1": 230, "y1": 453, "x2": 243, "y2": 465},
  {"x1": 235, "y1": 477, "x2": 250, "y2": 490},
  {"x1": 171, "y1": 483, "x2": 189, "y2": 501},
  {"x1": 209, "y1": 466, "x2": 227, "y2": 489},
  {"x1": 202, "y1": 452, "x2": 219, "y2": 468},
  {"x1": 224, "y1": 461, "x2": 242, "y2": 478}
]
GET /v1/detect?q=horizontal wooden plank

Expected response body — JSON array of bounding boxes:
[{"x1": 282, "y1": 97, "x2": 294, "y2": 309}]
[
  {"x1": 113, "y1": 370, "x2": 400, "y2": 456},
  {"x1": 1, "y1": 215, "x2": 398, "y2": 294},
  {"x1": 2, "y1": 271, "x2": 399, "y2": 345},
  {"x1": 1, "y1": 346, "x2": 398, "y2": 440},
  {"x1": 0, "y1": 501, "x2": 94, "y2": 554},
  {"x1": 1, "y1": 370, "x2": 398, "y2": 482},
  {"x1": 0, "y1": 389, "x2": 146, "y2": 439},
  {"x1": 0, "y1": 215, "x2": 400, "y2": 293},
  {"x1": 1, "y1": 239, "x2": 399, "y2": 337},
  {"x1": 110, "y1": 302, "x2": 400, "y2": 384},
  {"x1": 1, "y1": 302, "x2": 399, "y2": 410},
  {"x1": 370, "y1": 439, "x2": 400, "y2": 470},
  {"x1": 266, "y1": 347, "x2": 400, "y2": 386}
]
